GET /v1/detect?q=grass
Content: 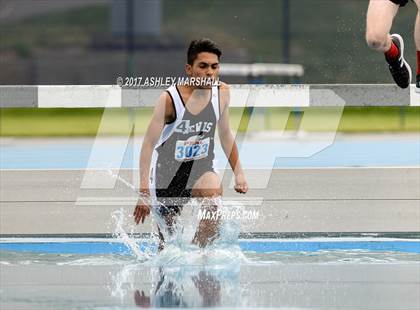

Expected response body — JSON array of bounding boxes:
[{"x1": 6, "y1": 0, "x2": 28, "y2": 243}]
[{"x1": 1, "y1": 107, "x2": 419, "y2": 137}]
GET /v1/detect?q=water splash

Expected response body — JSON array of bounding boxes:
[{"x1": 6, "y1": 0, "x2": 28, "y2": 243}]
[
  {"x1": 147, "y1": 197, "x2": 249, "y2": 266},
  {"x1": 106, "y1": 226, "x2": 246, "y2": 303},
  {"x1": 107, "y1": 196, "x2": 252, "y2": 267},
  {"x1": 111, "y1": 208, "x2": 152, "y2": 261},
  {"x1": 109, "y1": 262, "x2": 139, "y2": 300},
  {"x1": 105, "y1": 166, "x2": 254, "y2": 266}
]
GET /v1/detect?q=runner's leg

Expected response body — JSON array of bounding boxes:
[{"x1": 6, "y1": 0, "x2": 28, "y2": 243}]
[
  {"x1": 366, "y1": 0, "x2": 399, "y2": 52},
  {"x1": 191, "y1": 171, "x2": 223, "y2": 248}
]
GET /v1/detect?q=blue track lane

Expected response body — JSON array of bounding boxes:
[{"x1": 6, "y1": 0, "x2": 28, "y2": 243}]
[
  {"x1": 0, "y1": 240, "x2": 419, "y2": 254},
  {"x1": 1, "y1": 138, "x2": 419, "y2": 169}
]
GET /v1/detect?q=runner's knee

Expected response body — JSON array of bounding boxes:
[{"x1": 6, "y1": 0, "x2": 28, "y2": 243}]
[{"x1": 366, "y1": 31, "x2": 389, "y2": 51}]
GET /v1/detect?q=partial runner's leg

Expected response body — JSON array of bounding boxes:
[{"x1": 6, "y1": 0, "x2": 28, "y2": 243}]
[
  {"x1": 156, "y1": 206, "x2": 181, "y2": 251},
  {"x1": 191, "y1": 171, "x2": 222, "y2": 248},
  {"x1": 414, "y1": 0, "x2": 420, "y2": 89},
  {"x1": 366, "y1": 0, "x2": 412, "y2": 88},
  {"x1": 366, "y1": 0, "x2": 399, "y2": 52}
]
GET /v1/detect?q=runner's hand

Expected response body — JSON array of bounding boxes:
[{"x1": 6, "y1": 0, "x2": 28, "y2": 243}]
[
  {"x1": 234, "y1": 173, "x2": 248, "y2": 194},
  {"x1": 133, "y1": 191, "x2": 151, "y2": 224}
]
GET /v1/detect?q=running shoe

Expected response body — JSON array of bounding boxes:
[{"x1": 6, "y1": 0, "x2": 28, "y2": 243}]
[{"x1": 386, "y1": 34, "x2": 412, "y2": 89}]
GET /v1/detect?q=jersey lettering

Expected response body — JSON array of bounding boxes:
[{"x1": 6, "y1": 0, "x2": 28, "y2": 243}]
[{"x1": 174, "y1": 120, "x2": 214, "y2": 134}]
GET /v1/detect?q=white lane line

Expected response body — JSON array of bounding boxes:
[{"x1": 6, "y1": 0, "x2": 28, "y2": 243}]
[{"x1": 1, "y1": 237, "x2": 419, "y2": 243}]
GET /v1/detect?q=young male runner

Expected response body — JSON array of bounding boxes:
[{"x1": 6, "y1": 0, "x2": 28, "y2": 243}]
[
  {"x1": 133, "y1": 39, "x2": 248, "y2": 249},
  {"x1": 366, "y1": 0, "x2": 420, "y2": 90}
]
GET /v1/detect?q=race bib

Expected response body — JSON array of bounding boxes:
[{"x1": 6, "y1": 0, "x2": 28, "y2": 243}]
[{"x1": 175, "y1": 136, "x2": 210, "y2": 161}]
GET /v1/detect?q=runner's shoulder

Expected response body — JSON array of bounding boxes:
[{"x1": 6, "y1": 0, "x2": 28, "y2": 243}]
[
  {"x1": 219, "y1": 81, "x2": 230, "y2": 91},
  {"x1": 218, "y1": 81, "x2": 230, "y2": 111},
  {"x1": 159, "y1": 90, "x2": 176, "y2": 123}
]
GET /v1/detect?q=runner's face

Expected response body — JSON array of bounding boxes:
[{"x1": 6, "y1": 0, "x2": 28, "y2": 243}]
[{"x1": 186, "y1": 52, "x2": 220, "y2": 84}]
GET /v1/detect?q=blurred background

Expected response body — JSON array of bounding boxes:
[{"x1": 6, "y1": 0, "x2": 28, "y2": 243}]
[
  {"x1": 0, "y1": 0, "x2": 417, "y2": 85},
  {"x1": 0, "y1": 0, "x2": 419, "y2": 135}
]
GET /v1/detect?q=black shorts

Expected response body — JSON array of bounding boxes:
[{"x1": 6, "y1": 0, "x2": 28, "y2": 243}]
[
  {"x1": 389, "y1": 0, "x2": 411, "y2": 7},
  {"x1": 154, "y1": 160, "x2": 214, "y2": 216}
]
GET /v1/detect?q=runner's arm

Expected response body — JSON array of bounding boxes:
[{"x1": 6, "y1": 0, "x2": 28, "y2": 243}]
[
  {"x1": 217, "y1": 84, "x2": 247, "y2": 193},
  {"x1": 139, "y1": 92, "x2": 172, "y2": 193}
]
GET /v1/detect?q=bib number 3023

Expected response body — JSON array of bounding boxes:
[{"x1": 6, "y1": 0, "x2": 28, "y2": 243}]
[{"x1": 175, "y1": 136, "x2": 210, "y2": 161}]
